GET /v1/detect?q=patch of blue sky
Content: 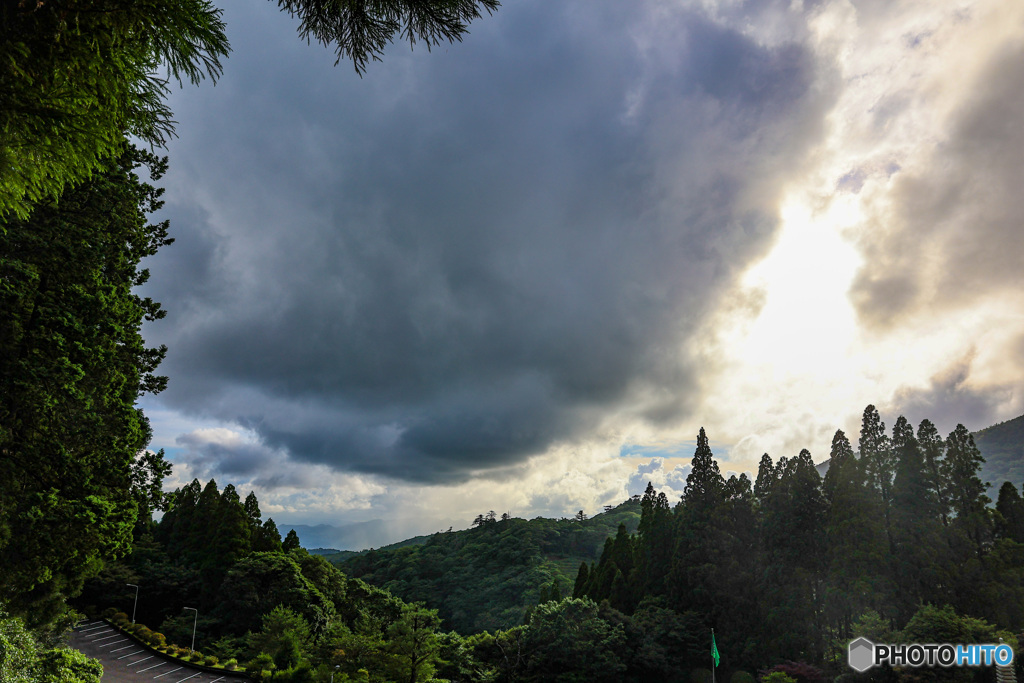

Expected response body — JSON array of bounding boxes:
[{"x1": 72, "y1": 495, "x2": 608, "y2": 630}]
[{"x1": 619, "y1": 441, "x2": 732, "y2": 462}]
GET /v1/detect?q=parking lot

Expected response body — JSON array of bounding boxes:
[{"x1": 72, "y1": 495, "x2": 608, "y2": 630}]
[{"x1": 69, "y1": 621, "x2": 251, "y2": 683}]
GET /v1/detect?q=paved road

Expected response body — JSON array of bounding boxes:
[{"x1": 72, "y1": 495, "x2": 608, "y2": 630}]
[{"x1": 69, "y1": 621, "x2": 251, "y2": 683}]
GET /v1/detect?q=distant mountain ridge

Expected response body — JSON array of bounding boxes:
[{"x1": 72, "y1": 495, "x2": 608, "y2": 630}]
[
  {"x1": 278, "y1": 520, "x2": 394, "y2": 551},
  {"x1": 813, "y1": 414, "x2": 1024, "y2": 491},
  {"x1": 973, "y1": 414, "x2": 1024, "y2": 490}
]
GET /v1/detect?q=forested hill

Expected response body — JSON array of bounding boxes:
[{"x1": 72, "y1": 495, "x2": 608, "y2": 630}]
[
  {"x1": 974, "y1": 414, "x2": 1024, "y2": 490},
  {"x1": 331, "y1": 500, "x2": 642, "y2": 633},
  {"x1": 322, "y1": 533, "x2": 434, "y2": 563}
]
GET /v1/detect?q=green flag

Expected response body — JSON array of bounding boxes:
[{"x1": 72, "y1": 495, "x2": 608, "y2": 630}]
[{"x1": 712, "y1": 631, "x2": 720, "y2": 667}]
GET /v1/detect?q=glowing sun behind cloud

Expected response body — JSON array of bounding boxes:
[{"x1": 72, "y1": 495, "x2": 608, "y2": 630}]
[{"x1": 692, "y1": 0, "x2": 1024, "y2": 474}]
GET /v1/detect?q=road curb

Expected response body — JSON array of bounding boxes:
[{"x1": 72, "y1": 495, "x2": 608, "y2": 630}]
[{"x1": 97, "y1": 618, "x2": 255, "y2": 681}]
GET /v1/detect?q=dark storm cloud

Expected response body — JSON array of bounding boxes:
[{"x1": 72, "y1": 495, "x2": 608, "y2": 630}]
[
  {"x1": 176, "y1": 430, "x2": 278, "y2": 479},
  {"x1": 143, "y1": 0, "x2": 833, "y2": 483},
  {"x1": 851, "y1": 41, "x2": 1024, "y2": 327},
  {"x1": 888, "y1": 354, "x2": 1014, "y2": 435}
]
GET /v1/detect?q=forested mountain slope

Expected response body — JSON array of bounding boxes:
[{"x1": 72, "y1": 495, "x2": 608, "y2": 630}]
[
  {"x1": 332, "y1": 501, "x2": 641, "y2": 633},
  {"x1": 974, "y1": 414, "x2": 1024, "y2": 490}
]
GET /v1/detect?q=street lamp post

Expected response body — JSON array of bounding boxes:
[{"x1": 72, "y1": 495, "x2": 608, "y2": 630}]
[
  {"x1": 332, "y1": 664, "x2": 340, "y2": 682},
  {"x1": 126, "y1": 584, "x2": 139, "y2": 624},
  {"x1": 183, "y1": 607, "x2": 198, "y2": 654}
]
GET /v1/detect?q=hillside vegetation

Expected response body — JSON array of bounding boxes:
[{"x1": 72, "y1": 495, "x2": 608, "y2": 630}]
[
  {"x1": 974, "y1": 414, "x2": 1024, "y2": 490},
  {"x1": 333, "y1": 501, "x2": 641, "y2": 633}
]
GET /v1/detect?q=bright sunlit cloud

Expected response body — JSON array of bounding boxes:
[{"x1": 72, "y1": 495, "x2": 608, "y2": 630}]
[{"x1": 141, "y1": 0, "x2": 1024, "y2": 546}]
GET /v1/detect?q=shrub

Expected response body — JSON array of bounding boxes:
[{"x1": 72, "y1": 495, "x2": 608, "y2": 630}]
[
  {"x1": 190, "y1": 651, "x2": 204, "y2": 662},
  {"x1": 247, "y1": 653, "x2": 276, "y2": 676},
  {"x1": 150, "y1": 632, "x2": 166, "y2": 647},
  {"x1": 204, "y1": 655, "x2": 218, "y2": 666},
  {"x1": 759, "y1": 662, "x2": 825, "y2": 683},
  {"x1": 224, "y1": 658, "x2": 238, "y2": 670},
  {"x1": 731, "y1": 672, "x2": 756, "y2": 683},
  {"x1": 101, "y1": 608, "x2": 118, "y2": 619},
  {"x1": 760, "y1": 674, "x2": 796, "y2": 683},
  {"x1": 136, "y1": 626, "x2": 153, "y2": 640},
  {"x1": 112, "y1": 612, "x2": 129, "y2": 626}
]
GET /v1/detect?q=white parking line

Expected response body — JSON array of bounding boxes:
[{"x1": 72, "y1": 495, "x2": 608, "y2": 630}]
[
  {"x1": 117, "y1": 650, "x2": 144, "y2": 659},
  {"x1": 111, "y1": 644, "x2": 137, "y2": 652},
  {"x1": 152, "y1": 666, "x2": 183, "y2": 678},
  {"x1": 80, "y1": 625, "x2": 107, "y2": 633},
  {"x1": 102, "y1": 639, "x2": 128, "y2": 648},
  {"x1": 210, "y1": 677, "x2": 226, "y2": 682},
  {"x1": 85, "y1": 629, "x2": 113, "y2": 638},
  {"x1": 138, "y1": 662, "x2": 167, "y2": 673},
  {"x1": 127, "y1": 656, "x2": 155, "y2": 666},
  {"x1": 93, "y1": 634, "x2": 121, "y2": 642},
  {"x1": 173, "y1": 673, "x2": 200, "y2": 682}
]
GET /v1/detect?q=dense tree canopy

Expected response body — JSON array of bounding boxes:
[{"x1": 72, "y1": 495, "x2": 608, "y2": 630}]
[
  {"x1": 0, "y1": 0, "x2": 229, "y2": 219},
  {"x1": 573, "y1": 407, "x2": 1023, "y2": 678},
  {"x1": 0, "y1": 145, "x2": 172, "y2": 626}
]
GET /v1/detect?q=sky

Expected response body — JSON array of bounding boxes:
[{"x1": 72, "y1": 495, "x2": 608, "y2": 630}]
[{"x1": 139, "y1": 0, "x2": 1024, "y2": 548}]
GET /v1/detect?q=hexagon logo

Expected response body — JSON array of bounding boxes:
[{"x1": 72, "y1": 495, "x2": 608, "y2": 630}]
[{"x1": 849, "y1": 637, "x2": 875, "y2": 672}]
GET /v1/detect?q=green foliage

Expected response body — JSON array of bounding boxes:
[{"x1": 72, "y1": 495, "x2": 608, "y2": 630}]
[
  {"x1": 247, "y1": 652, "x2": 277, "y2": 679},
  {"x1": 256, "y1": 518, "x2": 286, "y2": 554},
  {"x1": 0, "y1": 612, "x2": 102, "y2": 683},
  {"x1": 899, "y1": 604, "x2": 1002, "y2": 645},
  {"x1": 0, "y1": 0, "x2": 229, "y2": 219},
  {"x1": 36, "y1": 648, "x2": 104, "y2": 682},
  {"x1": 691, "y1": 669, "x2": 714, "y2": 683},
  {"x1": 249, "y1": 605, "x2": 311, "y2": 670},
  {"x1": 0, "y1": 144, "x2": 172, "y2": 628},
  {"x1": 523, "y1": 598, "x2": 627, "y2": 682},
  {"x1": 0, "y1": 613, "x2": 39, "y2": 683},
  {"x1": 217, "y1": 552, "x2": 332, "y2": 635},
  {"x1": 683, "y1": 427, "x2": 724, "y2": 514},
  {"x1": 277, "y1": 0, "x2": 500, "y2": 75},
  {"x1": 995, "y1": 482, "x2": 1024, "y2": 542},
  {"x1": 284, "y1": 529, "x2": 302, "y2": 553},
  {"x1": 384, "y1": 603, "x2": 442, "y2": 683},
  {"x1": 760, "y1": 673, "x2": 796, "y2": 683},
  {"x1": 574, "y1": 407, "x2": 1024, "y2": 677},
  {"x1": 338, "y1": 500, "x2": 641, "y2": 633},
  {"x1": 58, "y1": 405, "x2": 1024, "y2": 680},
  {"x1": 973, "y1": 414, "x2": 1024, "y2": 491}
]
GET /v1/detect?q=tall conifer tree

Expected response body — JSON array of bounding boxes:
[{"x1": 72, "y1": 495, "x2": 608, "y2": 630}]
[
  {"x1": 823, "y1": 430, "x2": 854, "y2": 504},
  {"x1": 890, "y1": 416, "x2": 948, "y2": 622},
  {"x1": 916, "y1": 419, "x2": 949, "y2": 526}
]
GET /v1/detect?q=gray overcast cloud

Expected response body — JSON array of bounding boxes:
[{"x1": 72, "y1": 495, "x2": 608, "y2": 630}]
[
  {"x1": 140, "y1": 1, "x2": 1024, "y2": 535},
  {"x1": 145, "y1": 0, "x2": 830, "y2": 483}
]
